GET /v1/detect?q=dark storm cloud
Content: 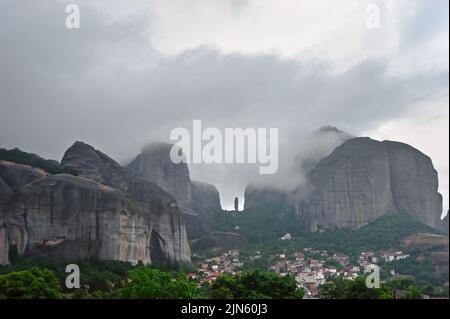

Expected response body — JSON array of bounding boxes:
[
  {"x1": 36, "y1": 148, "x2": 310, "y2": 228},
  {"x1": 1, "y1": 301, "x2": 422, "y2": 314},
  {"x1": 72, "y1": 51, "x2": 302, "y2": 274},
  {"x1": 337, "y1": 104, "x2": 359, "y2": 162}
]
[{"x1": 0, "y1": 0, "x2": 448, "y2": 208}]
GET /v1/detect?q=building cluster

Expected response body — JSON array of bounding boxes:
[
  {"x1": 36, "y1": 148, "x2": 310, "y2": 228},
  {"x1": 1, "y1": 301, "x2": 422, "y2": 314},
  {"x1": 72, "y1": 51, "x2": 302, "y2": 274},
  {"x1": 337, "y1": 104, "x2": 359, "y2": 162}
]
[
  {"x1": 191, "y1": 250, "x2": 244, "y2": 284},
  {"x1": 192, "y1": 247, "x2": 410, "y2": 297},
  {"x1": 268, "y1": 248, "x2": 410, "y2": 298},
  {"x1": 378, "y1": 250, "x2": 410, "y2": 262},
  {"x1": 267, "y1": 249, "x2": 352, "y2": 298}
]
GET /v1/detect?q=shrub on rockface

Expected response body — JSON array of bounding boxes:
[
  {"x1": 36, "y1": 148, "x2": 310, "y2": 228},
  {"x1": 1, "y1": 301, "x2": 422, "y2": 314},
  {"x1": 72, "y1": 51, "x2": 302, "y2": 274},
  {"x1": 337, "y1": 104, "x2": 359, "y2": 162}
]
[{"x1": 0, "y1": 267, "x2": 63, "y2": 299}]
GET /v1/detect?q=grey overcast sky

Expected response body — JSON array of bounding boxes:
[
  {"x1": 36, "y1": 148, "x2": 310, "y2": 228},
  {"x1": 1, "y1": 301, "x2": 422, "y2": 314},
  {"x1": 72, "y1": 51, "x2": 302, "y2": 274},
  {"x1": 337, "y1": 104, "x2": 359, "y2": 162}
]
[{"x1": 0, "y1": 0, "x2": 448, "y2": 211}]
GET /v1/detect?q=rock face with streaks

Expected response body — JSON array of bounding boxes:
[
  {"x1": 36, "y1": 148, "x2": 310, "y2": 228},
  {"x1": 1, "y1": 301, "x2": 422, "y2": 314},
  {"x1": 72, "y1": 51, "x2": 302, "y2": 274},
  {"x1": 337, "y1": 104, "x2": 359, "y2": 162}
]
[
  {"x1": 384, "y1": 141, "x2": 444, "y2": 231},
  {"x1": 126, "y1": 143, "x2": 216, "y2": 239},
  {"x1": 441, "y1": 213, "x2": 449, "y2": 234},
  {"x1": 126, "y1": 143, "x2": 192, "y2": 206},
  {"x1": 295, "y1": 137, "x2": 444, "y2": 232},
  {"x1": 0, "y1": 143, "x2": 191, "y2": 267}
]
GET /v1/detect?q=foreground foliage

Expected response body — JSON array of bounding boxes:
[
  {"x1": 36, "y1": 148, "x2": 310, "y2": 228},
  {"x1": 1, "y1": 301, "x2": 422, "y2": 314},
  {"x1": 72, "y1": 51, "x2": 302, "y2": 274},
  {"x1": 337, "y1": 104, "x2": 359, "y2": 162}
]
[
  {"x1": 113, "y1": 268, "x2": 199, "y2": 299},
  {"x1": 319, "y1": 276, "x2": 423, "y2": 299},
  {"x1": 0, "y1": 259, "x2": 303, "y2": 299},
  {"x1": 209, "y1": 270, "x2": 304, "y2": 299},
  {"x1": 0, "y1": 268, "x2": 63, "y2": 299}
]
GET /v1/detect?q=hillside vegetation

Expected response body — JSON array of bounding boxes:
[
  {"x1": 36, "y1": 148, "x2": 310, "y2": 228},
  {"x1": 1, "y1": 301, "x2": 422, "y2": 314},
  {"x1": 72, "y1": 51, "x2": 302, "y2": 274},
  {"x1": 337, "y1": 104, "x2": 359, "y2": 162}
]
[
  {"x1": 216, "y1": 202, "x2": 444, "y2": 256},
  {"x1": 0, "y1": 147, "x2": 77, "y2": 175}
]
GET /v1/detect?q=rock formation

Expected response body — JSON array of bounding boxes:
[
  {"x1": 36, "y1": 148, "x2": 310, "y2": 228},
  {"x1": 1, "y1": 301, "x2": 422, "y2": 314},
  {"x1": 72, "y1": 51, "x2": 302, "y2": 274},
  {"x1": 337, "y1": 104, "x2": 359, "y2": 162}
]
[
  {"x1": 234, "y1": 197, "x2": 239, "y2": 212},
  {"x1": 126, "y1": 143, "x2": 192, "y2": 206},
  {"x1": 191, "y1": 181, "x2": 221, "y2": 212},
  {"x1": 243, "y1": 126, "x2": 351, "y2": 212},
  {"x1": 384, "y1": 141, "x2": 443, "y2": 231},
  {"x1": 295, "y1": 137, "x2": 444, "y2": 232},
  {"x1": 126, "y1": 143, "x2": 215, "y2": 240},
  {"x1": 0, "y1": 160, "x2": 47, "y2": 192},
  {"x1": 440, "y1": 212, "x2": 449, "y2": 234},
  {"x1": 60, "y1": 141, "x2": 131, "y2": 191},
  {"x1": 244, "y1": 185, "x2": 290, "y2": 210},
  {"x1": 0, "y1": 143, "x2": 192, "y2": 268}
]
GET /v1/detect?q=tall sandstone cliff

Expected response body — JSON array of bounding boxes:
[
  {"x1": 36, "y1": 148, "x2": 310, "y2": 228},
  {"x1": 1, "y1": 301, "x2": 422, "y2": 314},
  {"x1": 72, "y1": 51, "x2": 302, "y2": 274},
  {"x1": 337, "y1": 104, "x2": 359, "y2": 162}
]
[
  {"x1": 0, "y1": 143, "x2": 191, "y2": 267},
  {"x1": 126, "y1": 143, "x2": 220, "y2": 240},
  {"x1": 295, "y1": 137, "x2": 444, "y2": 232}
]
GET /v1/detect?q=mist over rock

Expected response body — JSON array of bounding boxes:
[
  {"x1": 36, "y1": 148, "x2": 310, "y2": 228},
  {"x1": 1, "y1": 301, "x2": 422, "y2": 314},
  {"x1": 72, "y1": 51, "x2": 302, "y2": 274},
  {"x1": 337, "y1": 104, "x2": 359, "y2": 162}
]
[
  {"x1": 244, "y1": 126, "x2": 352, "y2": 210},
  {"x1": 244, "y1": 185, "x2": 290, "y2": 210},
  {"x1": 191, "y1": 231, "x2": 247, "y2": 252},
  {"x1": 293, "y1": 126, "x2": 354, "y2": 175},
  {"x1": 0, "y1": 142, "x2": 192, "y2": 267},
  {"x1": 192, "y1": 181, "x2": 221, "y2": 212},
  {"x1": 295, "y1": 137, "x2": 444, "y2": 232},
  {"x1": 126, "y1": 143, "x2": 215, "y2": 240}
]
